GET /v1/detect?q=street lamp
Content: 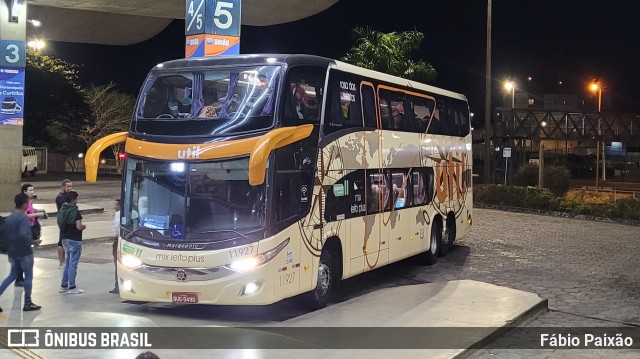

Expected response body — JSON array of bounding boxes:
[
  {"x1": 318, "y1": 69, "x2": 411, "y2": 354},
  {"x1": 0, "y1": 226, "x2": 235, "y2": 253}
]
[
  {"x1": 27, "y1": 39, "x2": 46, "y2": 50},
  {"x1": 504, "y1": 81, "x2": 516, "y2": 108}
]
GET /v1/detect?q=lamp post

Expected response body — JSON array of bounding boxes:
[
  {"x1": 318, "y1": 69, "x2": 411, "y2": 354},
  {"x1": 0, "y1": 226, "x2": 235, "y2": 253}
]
[
  {"x1": 483, "y1": 0, "x2": 492, "y2": 185},
  {"x1": 504, "y1": 81, "x2": 516, "y2": 108},
  {"x1": 590, "y1": 81, "x2": 605, "y2": 187}
]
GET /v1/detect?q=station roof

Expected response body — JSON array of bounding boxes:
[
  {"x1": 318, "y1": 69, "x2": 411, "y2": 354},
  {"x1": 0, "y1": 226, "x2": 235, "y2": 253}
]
[{"x1": 27, "y1": 0, "x2": 338, "y2": 45}]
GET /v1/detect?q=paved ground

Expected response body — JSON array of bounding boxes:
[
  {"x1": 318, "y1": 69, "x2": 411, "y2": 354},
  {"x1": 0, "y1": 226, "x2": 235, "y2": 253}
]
[{"x1": 15, "y1": 173, "x2": 640, "y2": 357}]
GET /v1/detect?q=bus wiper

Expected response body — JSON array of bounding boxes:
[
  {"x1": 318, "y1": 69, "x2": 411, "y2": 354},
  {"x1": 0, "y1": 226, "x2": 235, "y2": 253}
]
[
  {"x1": 124, "y1": 227, "x2": 170, "y2": 241},
  {"x1": 189, "y1": 229, "x2": 250, "y2": 241}
]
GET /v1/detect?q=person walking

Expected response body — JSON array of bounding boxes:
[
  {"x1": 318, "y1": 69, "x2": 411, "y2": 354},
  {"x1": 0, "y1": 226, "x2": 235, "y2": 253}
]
[
  {"x1": 109, "y1": 199, "x2": 120, "y2": 294},
  {"x1": 55, "y1": 179, "x2": 73, "y2": 268},
  {"x1": 15, "y1": 183, "x2": 46, "y2": 287},
  {"x1": 0, "y1": 193, "x2": 42, "y2": 312},
  {"x1": 57, "y1": 191, "x2": 86, "y2": 294}
]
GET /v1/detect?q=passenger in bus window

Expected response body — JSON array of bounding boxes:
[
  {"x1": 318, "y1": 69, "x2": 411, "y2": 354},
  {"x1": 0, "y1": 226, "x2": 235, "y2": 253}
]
[{"x1": 392, "y1": 103, "x2": 404, "y2": 130}]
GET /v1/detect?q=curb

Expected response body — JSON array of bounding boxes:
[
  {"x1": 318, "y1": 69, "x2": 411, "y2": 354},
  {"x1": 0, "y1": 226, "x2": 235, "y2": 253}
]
[{"x1": 454, "y1": 298, "x2": 549, "y2": 358}]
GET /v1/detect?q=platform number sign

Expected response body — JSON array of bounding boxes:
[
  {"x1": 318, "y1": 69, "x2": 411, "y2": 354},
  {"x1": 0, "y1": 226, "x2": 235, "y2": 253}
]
[
  {"x1": 0, "y1": 40, "x2": 25, "y2": 68},
  {"x1": 205, "y1": 0, "x2": 241, "y2": 36},
  {"x1": 185, "y1": 0, "x2": 206, "y2": 35}
]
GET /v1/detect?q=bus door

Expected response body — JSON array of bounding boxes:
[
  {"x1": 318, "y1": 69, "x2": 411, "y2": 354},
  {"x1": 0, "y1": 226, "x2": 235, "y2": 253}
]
[{"x1": 361, "y1": 82, "x2": 389, "y2": 272}]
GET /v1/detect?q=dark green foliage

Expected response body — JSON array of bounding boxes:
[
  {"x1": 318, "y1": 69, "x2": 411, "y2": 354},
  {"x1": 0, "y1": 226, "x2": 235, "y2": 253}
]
[
  {"x1": 544, "y1": 166, "x2": 571, "y2": 196},
  {"x1": 341, "y1": 27, "x2": 437, "y2": 83},
  {"x1": 474, "y1": 185, "x2": 640, "y2": 221},
  {"x1": 512, "y1": 163, "x2": 539, "y2": 187},
  {"x1": 511, "y1": 164, "x2": 570, "y2": 197}
]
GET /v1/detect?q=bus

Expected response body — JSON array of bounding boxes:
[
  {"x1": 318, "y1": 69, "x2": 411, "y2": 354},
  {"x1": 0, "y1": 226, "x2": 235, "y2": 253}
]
[{"x1": 85, "y1": 54, "x2": 473, "y2": 308}]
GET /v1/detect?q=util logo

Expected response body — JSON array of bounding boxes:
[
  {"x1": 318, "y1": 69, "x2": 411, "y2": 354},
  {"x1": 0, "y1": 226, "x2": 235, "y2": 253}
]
[{"x1": 177, "y1": 146, "x2": 201, "y2": 159}]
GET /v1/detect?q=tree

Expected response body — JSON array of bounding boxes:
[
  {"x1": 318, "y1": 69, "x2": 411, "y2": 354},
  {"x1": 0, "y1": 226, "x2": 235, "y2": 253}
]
[
  {"x1": 80, "y1": 83, "x2": 135, "y2": 161},
  {"x1": 341, "y1": 27, "x2": 437, "y2": 83},
  {"x1": 24, "y1": 49, "x2": 89, "y2": 154}
]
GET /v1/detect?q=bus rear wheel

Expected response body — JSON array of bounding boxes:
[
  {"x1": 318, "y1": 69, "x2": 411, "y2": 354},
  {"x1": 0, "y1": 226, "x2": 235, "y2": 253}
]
[
  {"x1": 418, "y1": 221, "x2": 440, "y2": 265},
  {"x1": 306, "y1": 250, "x2": 333, "y2": 309}
]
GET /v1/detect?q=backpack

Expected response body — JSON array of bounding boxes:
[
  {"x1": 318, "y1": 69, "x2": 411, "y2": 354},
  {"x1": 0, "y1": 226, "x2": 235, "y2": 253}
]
[{"x1": 0, "y1": 215, "x2": 6, "y2": 254}]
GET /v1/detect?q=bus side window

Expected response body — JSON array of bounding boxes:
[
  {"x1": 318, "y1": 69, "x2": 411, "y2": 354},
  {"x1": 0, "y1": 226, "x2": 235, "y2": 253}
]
[
  {"x1": 283, "y1": 66, "x2": 325, "y2": 126},
  {"x1": 362, "y1": 85, "x2": 377, "y2": 128}
]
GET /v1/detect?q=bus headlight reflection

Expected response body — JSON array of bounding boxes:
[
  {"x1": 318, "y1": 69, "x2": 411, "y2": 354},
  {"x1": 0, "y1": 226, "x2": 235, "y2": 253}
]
[
  {"x1": 227, "y1": 238, "x2": 290, "y2": 273},
  {"x1": 229, "y1": 257, "x2": 260, "y2": 272},
  {"x1": 121, "y1": 254, "x2": 143, "y2": 269}
]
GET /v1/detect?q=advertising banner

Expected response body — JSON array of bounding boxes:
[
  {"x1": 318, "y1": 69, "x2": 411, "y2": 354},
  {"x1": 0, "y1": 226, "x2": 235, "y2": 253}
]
[{"x1": 0, "y1": 66, "x2": 25, "y2": 126}]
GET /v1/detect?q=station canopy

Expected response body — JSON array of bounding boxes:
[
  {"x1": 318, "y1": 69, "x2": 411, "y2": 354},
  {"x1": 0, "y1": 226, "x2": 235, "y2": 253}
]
[{"x1": 27, "y1": 0, "x2": 338, "y2": 45}]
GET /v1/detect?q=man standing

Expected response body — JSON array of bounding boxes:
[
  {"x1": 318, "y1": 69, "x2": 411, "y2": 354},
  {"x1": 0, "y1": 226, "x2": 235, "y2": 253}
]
[
  {"x1": 57, "y1": 191, "x2": 86, "y2": 294},
  {"x1": 55, "y1": 179, "x2": 73, "y2": 268},
  {"x1": 0, "y1": 193, "x2": 42, "y2": 312}
]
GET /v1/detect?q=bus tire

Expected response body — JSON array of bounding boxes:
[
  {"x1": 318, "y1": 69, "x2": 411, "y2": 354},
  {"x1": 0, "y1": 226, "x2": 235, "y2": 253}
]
[
  {"x1": 418, "y1": 221, "x2": 440, "y2": 265},
  {"x1": 306, "y1": 250, "x2": 333, "y2": 309},
  {"x1": 439, "y1": 215, "x2": 456, "y2": 257}
]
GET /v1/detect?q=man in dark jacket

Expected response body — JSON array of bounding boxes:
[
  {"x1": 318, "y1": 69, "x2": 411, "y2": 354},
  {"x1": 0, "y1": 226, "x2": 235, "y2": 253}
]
[
  {"x1": 0, "y1": 193, "x2": 42, "y2": 312},
  {"x1": 58, "y1": 191, "x2": 86, "y2": 294}
]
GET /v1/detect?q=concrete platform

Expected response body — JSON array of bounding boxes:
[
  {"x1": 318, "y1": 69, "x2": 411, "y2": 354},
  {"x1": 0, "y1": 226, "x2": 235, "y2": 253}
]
[
  {"x1": 0, "y1": 250, "x2": 547, "y2": 359},
  {"x1": 34, "y1": 220, "x2": 115, "y2": 249}
]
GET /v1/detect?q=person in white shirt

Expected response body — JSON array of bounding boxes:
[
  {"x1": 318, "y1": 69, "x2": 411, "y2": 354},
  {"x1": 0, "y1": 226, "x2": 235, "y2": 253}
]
[{"x1": 109, "y1": 199, "x2": 120, "y2": 294}]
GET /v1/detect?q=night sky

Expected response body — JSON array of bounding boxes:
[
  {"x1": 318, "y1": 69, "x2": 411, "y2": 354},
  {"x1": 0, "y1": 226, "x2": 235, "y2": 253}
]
[{"x1": 47, "y1": 0, "x2": 640, "y2": 127}]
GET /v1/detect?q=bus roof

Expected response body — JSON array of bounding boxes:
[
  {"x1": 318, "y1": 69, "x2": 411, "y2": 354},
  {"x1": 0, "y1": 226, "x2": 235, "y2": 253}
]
[{"x1": 154, "y1": 54, "x2": 467, "y2": 102}]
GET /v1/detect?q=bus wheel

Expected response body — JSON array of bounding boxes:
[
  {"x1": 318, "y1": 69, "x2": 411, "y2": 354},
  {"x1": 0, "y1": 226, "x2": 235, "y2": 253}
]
[
  {"x1": 306, "y1": 250, "x2": 333, "y2": 309},
  {"x1": 418, "y1": 221, "x2": 440, "y2": 265},
  {"x1": 439, "y1": 215, "x2": 456, "y2": 257}
]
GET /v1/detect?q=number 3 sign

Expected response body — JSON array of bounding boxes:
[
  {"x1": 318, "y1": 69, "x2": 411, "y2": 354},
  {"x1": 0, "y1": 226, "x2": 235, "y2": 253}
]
[{"x1": 0, "y1": 40, "x2": 25, "y2": 68}]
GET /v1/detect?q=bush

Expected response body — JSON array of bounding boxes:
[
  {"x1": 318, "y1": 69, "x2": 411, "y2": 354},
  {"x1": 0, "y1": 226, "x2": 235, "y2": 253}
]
[
  {"x1": 475, "y1": 184, "x2": 640, "y2": 221},
  {"x1": 543, "y1": 166, "x2": 570, "y2": 197},
  {"x1": 474, "y1": 184, "x2": 560, "y2": 210},
  {"x1": 512, "y1": 164, "x2": 570, "y2": 196},
  {"x1": 512, "y1": 163, "x2": 539, "y2": 187}
]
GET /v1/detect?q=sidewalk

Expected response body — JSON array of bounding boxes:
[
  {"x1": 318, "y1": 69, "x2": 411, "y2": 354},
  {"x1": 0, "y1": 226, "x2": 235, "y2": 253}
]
[
  {"x1": 0, "y1": 203, "x2": 104, "y2": 218},
  {"x1": 35, "y1": 220, "x2": 115, "y2": 250}
]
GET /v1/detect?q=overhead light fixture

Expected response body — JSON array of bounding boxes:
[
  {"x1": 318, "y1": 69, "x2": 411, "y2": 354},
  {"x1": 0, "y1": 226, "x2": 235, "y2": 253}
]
[
  {"x1": 28, "y1": 19, "x2": 41, "y2": 27},
  {"x1": 10, "y1": 0, "x2": 25, "y2": 23}
]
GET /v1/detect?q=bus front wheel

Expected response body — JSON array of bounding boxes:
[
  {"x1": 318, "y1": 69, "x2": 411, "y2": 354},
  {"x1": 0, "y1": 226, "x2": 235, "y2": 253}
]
[{"x1": 306, "y1": 250, "x2": 333, "y2": 309}]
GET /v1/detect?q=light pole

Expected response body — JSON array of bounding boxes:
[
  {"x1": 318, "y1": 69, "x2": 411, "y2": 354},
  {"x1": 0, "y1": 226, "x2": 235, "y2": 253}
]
[
  {"x1": 590, "y1": 81, "x2": 605, "y2": 186},
  {"x1": 504, "y1": 81, "x2": 516, "y2": 108},
  {"x1": 483, "y1": 0, "x2": 492, "y2": 185}
]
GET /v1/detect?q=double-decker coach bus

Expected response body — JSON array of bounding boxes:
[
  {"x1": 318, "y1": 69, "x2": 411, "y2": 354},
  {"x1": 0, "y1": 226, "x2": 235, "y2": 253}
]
[{"x1": 85, "y1": 54, "x2": 473, "y2": 308}]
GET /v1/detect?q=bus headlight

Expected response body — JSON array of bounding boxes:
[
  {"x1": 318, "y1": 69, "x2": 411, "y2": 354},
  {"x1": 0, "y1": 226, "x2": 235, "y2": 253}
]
[
  {"x1": 227, "y1": 238, "x2": 290, "y2": 273},
  {"x1": 121, "y1": 254, "x2": 143, "y2": 269}
]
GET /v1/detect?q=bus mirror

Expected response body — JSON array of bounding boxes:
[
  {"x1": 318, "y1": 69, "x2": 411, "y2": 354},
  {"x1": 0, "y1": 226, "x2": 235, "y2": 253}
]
[{"x1": 85, "y1": 132, "x2": 129, "y2": 183}]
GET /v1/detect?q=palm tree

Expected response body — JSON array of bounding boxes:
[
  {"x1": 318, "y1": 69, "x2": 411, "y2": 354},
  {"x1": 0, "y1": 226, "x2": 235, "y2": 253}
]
[{"x1": 341, "y1": 27, "x2": 436, "y2": 83}]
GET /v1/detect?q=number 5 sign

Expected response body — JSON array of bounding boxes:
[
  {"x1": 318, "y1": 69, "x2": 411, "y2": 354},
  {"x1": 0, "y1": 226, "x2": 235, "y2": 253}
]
[
  {"x1": 205, "y1": 0, "x2": 241, "y2": 37},
  {"x1": 0, "y1": 40, "x2": 25, "y2": 68}
]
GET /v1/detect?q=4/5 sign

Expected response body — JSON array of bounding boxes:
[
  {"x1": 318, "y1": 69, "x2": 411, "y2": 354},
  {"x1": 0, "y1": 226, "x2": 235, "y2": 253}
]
[
  {"x1": 0, "y1": 40, "x2": 25, "y2": 68},
  {"x1": 205, "y1": 0, "x2": 241, "y2": 37},
  {"x1": 185, "y1": 0, "x2": 206, "y2": 35}
]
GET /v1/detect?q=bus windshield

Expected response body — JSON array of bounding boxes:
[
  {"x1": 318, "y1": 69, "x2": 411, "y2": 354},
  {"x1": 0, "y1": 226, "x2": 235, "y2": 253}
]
[
  {"x1": 121, "y1": 156, "x2": 268, "y2": 242},
  {"x1": 134, "y1": 65, "x2": 281, "y2": 136}
]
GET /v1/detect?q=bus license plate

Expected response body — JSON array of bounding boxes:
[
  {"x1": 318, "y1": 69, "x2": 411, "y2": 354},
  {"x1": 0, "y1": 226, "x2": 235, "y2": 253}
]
[{"x1": 172, "y1": 292, "x2": 198, "y2": 303}]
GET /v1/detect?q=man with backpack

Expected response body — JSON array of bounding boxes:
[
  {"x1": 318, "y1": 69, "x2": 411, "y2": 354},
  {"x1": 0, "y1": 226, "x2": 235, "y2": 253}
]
[{"x1": 0, "y1": 193, "x2": 42, "y2": 312}]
